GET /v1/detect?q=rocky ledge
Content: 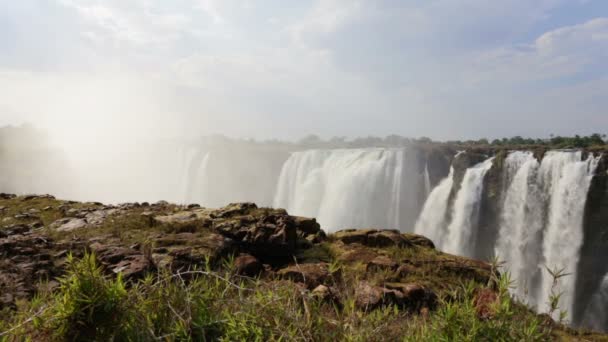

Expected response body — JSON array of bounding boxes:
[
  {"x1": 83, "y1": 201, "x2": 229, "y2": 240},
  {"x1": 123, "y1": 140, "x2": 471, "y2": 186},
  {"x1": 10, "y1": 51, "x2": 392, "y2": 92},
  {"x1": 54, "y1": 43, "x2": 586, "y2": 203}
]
[{"x1": 0, "y1": 194, "x2": 605, "y2": 341}]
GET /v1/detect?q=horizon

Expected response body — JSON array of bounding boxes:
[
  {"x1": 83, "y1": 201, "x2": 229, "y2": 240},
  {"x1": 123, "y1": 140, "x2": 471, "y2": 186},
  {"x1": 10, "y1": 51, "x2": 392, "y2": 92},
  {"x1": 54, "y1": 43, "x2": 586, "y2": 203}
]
[{"x1": 1, "y1": 1, "x2": 608, "y2": 146}]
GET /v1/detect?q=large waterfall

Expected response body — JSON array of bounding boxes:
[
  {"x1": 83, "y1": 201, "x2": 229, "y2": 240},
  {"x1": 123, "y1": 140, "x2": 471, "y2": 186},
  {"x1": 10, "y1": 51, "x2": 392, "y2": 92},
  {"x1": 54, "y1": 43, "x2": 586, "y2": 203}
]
[
  {"x1": 537, "y1": 151, "x2": 600, "y2": 319},
  {"x1": 414, "y1": 167, "x2": 454, "y2": 248},
  {"x1": 494, "y1": 151, "x2": 543, "y2": 307},
  {"x1": 273, "y1": 148, "x2": 426, "y2": 232},
  {"x1": 444, "y1": 157, "x2": 495, "y2": 257},
  {"x1": 178, "y1": 143, "x2": 606, "y2": 330}
]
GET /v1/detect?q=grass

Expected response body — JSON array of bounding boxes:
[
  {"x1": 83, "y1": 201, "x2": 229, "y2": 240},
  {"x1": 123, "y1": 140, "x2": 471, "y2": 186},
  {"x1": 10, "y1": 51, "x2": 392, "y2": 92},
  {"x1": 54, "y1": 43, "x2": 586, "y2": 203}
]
[
  {"x1": 0, "y1": 253, "x2": 562, "y2": 341},
  {"x1": 1, "y1": 196, "x2": 605, "y2": 341}
]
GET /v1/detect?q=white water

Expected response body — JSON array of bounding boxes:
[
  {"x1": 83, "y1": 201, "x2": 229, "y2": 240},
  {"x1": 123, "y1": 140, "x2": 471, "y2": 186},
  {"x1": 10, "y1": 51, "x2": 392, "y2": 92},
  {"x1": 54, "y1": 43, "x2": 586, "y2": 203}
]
[
  {"x1": 495, "y1": 152, "x2": 543, "y2": 307},
  {"x1": 273, "y1": 148, "x2": 426, "y2": 232},
  {"x1": 414, "y1": 167, "x2": 454, "y2": 249},
  {"x1": 423, "y1": 163, "x2": 432, "y2": 197},
  {"x1": 444, "y1": 157, "x2": 495, "y2": 257},
  {"x1": 537, "y1": 151, "x2": 600, "y2": 319}
]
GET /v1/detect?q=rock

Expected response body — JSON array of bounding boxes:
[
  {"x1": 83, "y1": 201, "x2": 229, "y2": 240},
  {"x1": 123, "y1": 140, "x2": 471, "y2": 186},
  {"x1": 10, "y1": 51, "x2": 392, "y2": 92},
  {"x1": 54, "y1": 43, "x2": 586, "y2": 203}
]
[
  {"x1": 385, "y1": 283, "x2": 436, "y2": 310},
  {"x1": 0, "y1": 193, "x2": 16, "y2": 200},
  {"x1": 2, "y1": 224, "x2": 31, "y2": 236},
  {"x1": 22, "y1": 194, "x2": 55, "y2": 201},
  {"x1": 402, "y1": 233, "x2": 436, "y2": 249},
  {"x1": 187, "y1": 204, "x2": 201, "y2": 209},
  {"x1": 155, "y1": 212, "x2": 198, "y2": 225},
  {"x1": 211, "y1": 203, "x2": 258, "y2": 219},
  {"x1": 354, "y1": 281, "x2": 384, "y2": 310},
  {"x1": 111, "y1": 255, "x2": 152, "y2": 280},
  {"x1": 234, "y1": 254, "x2": 262, "y2": 277},
  {"x1": 52, "y1": 218, "x2": 87, "y2": 232},
  {"x1": 366, "y1": 255, "x2": 398, "y2": 272},
  {"x1": 334, "y1": 229, "x2": 413, "y2": 248},
  {"x1": 278, "y1": 263, "x2": 330, "y2": 289},
  {"x1": 293, "y1": 216, "x2": 321, "y2": 235},
  {"x1": 312, "y1": 284, "x2": 339, "y2": 303},
  {"x1": 215, "y1": 211, "x2": 297, "y2": 257},
  {"x1": 392, "y1": 264, "x2": 416, "y2": 279}
]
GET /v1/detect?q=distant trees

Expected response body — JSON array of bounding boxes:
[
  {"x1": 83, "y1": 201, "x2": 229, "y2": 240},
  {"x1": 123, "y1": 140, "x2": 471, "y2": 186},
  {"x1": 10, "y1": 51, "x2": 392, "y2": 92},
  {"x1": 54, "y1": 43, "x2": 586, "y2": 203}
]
[{"x1": 200, "y1": 132, "x2": 607, "y2": 151}]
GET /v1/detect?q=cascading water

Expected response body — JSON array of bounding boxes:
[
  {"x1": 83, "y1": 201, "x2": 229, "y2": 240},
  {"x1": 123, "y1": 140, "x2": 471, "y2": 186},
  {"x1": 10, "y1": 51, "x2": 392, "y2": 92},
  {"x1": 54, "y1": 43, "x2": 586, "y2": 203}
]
[
  {"x1": 444, "y1": 157, "x2": 495, "y2": 257},
  {"x1": 491, "y1": 150, "x2": 599, "y2": 320},
  {"x1": 537, "y1": 151, "x2": 600, "y2": 320},
  {"x1": 495, "y1": 151, "x2": 543, "y2": 307},
  {"x1": 414, "y1": 167, "x2": 454, "y2": 249},
  {"x1": 273, "y1": 148, "x2": 425, "y2": 232},
  {"x1": 423, "y1": 163, "x2": 432, "y2": 197}
]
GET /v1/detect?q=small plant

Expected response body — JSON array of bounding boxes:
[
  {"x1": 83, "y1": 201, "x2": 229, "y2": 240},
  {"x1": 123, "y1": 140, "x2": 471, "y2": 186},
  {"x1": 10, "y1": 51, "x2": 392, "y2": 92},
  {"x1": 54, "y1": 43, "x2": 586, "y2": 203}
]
[{"x1": 544, "y1": 266, "x2": 570, "y2": 324}]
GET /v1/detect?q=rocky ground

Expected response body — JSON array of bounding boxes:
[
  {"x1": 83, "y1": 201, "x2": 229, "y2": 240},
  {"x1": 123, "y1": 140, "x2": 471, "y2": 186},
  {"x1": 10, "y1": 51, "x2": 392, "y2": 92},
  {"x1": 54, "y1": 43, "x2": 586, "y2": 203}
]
[{"x1": 0, "y1": 194, "x2": 606, "y2": 341}]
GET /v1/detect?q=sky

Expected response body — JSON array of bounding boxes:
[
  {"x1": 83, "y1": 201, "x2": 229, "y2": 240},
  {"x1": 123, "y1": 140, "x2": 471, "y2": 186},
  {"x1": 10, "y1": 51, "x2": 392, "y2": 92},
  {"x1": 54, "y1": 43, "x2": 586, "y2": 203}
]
[{"x1": 1, "y1": 0, "x2": 608, "y2": 143}]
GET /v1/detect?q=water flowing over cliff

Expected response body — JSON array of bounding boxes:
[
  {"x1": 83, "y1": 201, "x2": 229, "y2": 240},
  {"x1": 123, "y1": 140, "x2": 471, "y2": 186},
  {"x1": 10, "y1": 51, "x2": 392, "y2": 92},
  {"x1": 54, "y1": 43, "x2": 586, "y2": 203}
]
[
  {"x1": 273, "y1": 148, "x2": 428, "y2": 232},
  {"x1": 488, "y1": 151, "x2": 600, "y2": 320},
  {"x1": 444, "y1": 157, "x2": 495, "y2": 257}
]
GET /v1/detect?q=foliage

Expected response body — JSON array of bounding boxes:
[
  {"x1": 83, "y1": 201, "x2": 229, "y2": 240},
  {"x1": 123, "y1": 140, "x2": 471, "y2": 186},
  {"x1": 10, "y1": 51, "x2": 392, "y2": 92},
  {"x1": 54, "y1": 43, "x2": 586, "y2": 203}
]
[{"x1": 0, "y1": 253, "x2": 562, "y2": 341}]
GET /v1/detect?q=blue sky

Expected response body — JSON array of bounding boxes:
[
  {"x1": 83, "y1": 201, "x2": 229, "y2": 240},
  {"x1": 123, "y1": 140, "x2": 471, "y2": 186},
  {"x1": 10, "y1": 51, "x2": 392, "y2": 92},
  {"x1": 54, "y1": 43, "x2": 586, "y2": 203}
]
[{"x1": 1, "y1": 0, "x2": 607, "y2": 142}]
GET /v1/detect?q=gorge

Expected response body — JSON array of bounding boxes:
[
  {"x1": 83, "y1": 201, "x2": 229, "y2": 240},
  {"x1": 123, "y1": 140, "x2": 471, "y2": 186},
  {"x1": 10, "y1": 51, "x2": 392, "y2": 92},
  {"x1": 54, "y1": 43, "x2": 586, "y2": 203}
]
[{"x1": 2, "y1": 130, "x2": 608, "y2": 332}]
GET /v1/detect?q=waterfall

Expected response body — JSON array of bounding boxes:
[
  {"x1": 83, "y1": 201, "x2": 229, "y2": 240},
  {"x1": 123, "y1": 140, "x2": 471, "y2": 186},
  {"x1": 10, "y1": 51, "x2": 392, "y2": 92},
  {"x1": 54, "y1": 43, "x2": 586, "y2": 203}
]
[
  {"x1": 495, "y1": 152, "x2": 543, "y2": 307},
  {"x1": 423, "y1": 163, "x2": 432, "y2": 197},
  {"x1": 538, "y1": 151, "x2": 600, "y2": 320},
  {"x1": 444, "y1": 157, "x2": 495, "y2": 257},
  {"x1": 582, "y1": 274, "x2": 608, "y2": 331},
  {"x1": 414, "y1": 167, "x2": 454, "y2": 249},
  {"x1": 273, "y1": 148, "x2": 423, "y2": 232}
]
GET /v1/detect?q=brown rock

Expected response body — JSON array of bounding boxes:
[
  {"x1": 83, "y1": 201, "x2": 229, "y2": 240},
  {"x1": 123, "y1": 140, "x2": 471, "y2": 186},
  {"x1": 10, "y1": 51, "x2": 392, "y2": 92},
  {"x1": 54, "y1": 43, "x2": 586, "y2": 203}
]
[
  {"x1": 354, "y1": 281, "x2": 384, "y2": 310},
  {"x1": 366, "y1": 255, "x2": 398, "y2": 272},
  {"x1": 402, "y1": 233, "x2": 435, "y2": 249},
  {"x1": 112, "y1": 255, "x2": 152, "y2": 280},
  {"x1": 278, "y1": 263, "x2": 330, "y2": 289},
  {"x1": 334, "y1": 229, "x2": 413, "y2": 248},
  {"x1": 293, "y1": 216, "x2": 321, "y2": 235},
  {"x1": 235, "y1": 254, "x2": 262, "y2": 277}
]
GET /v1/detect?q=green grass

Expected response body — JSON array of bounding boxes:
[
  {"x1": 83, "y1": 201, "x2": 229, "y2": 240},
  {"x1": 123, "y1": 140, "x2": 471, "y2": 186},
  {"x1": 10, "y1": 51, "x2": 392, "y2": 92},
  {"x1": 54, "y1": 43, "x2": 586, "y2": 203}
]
[{"x1": 0, "y1": 253, "x2": 560, "y2": 341}]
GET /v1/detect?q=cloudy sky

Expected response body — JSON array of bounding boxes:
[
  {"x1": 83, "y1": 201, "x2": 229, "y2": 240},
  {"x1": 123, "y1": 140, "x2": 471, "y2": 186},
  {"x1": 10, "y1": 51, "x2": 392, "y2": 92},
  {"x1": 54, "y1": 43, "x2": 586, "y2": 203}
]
[{"x1": 1, "y1": 0, "x2": 607, "y2": 142}]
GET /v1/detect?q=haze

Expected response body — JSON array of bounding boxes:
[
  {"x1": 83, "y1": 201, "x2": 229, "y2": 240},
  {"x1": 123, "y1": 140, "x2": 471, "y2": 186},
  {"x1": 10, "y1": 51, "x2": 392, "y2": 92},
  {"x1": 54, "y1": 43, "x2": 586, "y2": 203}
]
[{"x1": 1, "y1": 0, "x2": 608, "y2": 145}]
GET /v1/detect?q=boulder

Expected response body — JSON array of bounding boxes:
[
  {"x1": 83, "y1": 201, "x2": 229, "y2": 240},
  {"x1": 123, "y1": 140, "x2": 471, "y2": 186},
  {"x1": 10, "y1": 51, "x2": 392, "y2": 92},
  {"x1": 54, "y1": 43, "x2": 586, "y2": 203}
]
[
  {"x1": 215, "y1": 215, "x2": 297, "y2": 257},
  {"x1": 354, "y1": 281, "x2": 385, "y2": 310},
  {"x1": 293, "y1": 216, "x2": 321, "y2": 235},
  {"x1": 52, "y1": 218, "x2": 87, "y2": 232},
  {"x1": 334, "y1": 229, "x2": 413, "y2": 248}
]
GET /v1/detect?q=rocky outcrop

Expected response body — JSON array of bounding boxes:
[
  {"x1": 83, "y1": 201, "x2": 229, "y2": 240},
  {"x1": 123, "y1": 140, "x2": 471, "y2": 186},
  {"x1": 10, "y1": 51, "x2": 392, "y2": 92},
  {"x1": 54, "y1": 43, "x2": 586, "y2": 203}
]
[{"x1": 0, "y1": 193, "x2": 571, "y2": 340}]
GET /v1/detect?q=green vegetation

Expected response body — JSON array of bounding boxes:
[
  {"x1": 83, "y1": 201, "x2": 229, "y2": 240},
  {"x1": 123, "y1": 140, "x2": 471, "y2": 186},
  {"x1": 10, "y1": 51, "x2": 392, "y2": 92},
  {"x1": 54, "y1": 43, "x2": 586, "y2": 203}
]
[
  {"x1": 448, "y1": 133, "x2": 608, "y2": 149},
  {"x1": 1, "y1": 196, "x2": 607, "y2": 341},
  {"x1": 0, "y1": 253, "x2": 560, "y2": 342}
]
